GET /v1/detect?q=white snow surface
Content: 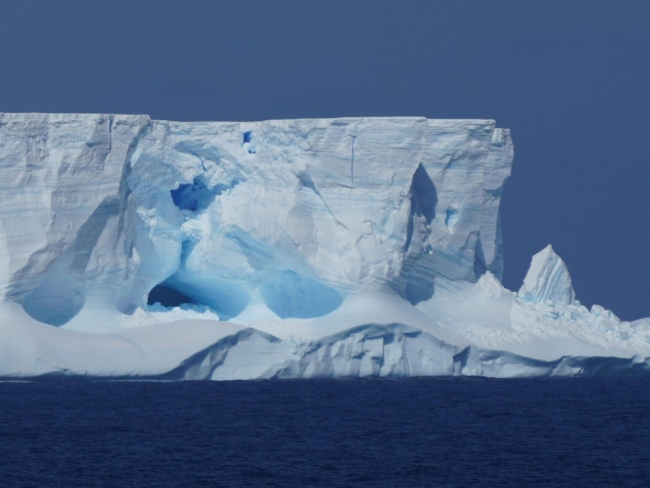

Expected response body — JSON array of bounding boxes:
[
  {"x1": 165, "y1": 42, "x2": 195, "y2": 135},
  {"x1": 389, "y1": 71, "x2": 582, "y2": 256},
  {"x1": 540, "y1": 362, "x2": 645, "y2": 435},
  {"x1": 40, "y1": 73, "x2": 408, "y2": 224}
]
[{"x1": 0, "y1": 113, "x2": 648, "y2": 379}]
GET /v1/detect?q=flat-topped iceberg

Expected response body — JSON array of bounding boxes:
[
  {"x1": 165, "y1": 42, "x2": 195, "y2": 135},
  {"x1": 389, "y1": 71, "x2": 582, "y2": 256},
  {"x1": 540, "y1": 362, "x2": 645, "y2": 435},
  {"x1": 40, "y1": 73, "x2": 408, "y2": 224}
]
[{"x1": 0, "y1": 113, "x2": 648, "y2": 379}]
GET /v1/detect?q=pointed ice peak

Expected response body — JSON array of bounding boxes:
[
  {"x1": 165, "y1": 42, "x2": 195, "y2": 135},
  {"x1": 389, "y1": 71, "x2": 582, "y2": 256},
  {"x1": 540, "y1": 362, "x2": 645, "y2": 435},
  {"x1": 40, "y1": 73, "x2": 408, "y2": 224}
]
[
  {"x1": 518, "y1": 245, "x2": 575, "y2": 306},
  {"x1": 476, "y1": 271, "x2": 507, "y2": 296}
]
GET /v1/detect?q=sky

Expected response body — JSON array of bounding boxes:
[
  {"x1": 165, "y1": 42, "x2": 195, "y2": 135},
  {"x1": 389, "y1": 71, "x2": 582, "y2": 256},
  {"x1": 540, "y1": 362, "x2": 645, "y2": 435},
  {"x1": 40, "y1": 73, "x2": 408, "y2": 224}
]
[{"x1": 0, "y1": 0, "x2": 648, "y2": 320}]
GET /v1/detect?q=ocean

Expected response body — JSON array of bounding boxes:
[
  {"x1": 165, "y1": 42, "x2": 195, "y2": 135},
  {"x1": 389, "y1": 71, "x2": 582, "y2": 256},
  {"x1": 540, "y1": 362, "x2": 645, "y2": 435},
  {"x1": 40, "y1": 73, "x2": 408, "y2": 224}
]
[{"x1": 1, "y1": 378, "x2": 648, "y2": 487}]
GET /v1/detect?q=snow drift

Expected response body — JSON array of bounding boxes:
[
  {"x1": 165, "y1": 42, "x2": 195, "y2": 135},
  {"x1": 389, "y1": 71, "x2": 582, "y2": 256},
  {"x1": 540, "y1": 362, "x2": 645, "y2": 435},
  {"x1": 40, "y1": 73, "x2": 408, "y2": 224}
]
[{"x1": 0, "y1": 113, "x2": 648, "y2": 379}]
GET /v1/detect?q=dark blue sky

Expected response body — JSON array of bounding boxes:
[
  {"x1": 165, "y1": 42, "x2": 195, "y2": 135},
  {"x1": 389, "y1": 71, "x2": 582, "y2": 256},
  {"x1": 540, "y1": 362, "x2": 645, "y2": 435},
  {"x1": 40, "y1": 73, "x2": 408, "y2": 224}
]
[{"x1": 1, "y1": 1, "x2": 648, "y2": 320}]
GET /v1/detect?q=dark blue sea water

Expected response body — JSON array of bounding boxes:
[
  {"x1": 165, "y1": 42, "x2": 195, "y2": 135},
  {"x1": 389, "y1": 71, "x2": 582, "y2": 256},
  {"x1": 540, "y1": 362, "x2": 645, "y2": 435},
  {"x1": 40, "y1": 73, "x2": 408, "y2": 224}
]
[{"x1": 1, "y1": 378, "x2": 649, "y2": 487}]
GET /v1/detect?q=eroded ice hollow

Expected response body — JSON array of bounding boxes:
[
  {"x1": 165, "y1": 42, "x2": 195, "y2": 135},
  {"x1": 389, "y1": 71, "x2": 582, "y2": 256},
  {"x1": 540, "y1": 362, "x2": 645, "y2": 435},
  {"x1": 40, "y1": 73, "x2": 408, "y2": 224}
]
[{"x1": 2, "y1": 113, "x2": 649, "y2": 379}]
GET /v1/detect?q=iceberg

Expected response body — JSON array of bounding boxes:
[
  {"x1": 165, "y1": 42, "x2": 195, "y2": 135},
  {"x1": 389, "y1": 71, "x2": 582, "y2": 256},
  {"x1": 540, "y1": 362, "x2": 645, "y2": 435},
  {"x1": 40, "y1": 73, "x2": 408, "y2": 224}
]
[{"x1": 0, "y1": 112, "x2": 648, "y2": 379}]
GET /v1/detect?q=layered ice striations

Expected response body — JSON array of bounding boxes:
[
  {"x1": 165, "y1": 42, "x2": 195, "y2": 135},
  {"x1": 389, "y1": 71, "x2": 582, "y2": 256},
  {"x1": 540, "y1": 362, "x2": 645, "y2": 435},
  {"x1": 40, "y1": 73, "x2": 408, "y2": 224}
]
[{"x1": 0, "y1": 113, "x2": 648, "y2": 380}]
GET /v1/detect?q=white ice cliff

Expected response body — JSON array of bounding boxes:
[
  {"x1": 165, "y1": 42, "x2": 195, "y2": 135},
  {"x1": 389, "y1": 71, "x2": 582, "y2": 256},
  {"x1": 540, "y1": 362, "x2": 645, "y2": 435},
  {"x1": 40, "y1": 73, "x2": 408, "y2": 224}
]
[{"x1": 0, "y1": 113, "x2": 648, "y2": 379}]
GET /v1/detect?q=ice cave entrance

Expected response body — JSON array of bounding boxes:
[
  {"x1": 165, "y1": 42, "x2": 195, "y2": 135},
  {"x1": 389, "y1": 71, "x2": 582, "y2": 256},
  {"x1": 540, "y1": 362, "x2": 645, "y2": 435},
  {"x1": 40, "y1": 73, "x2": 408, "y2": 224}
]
[{"x1": 147, "y1": 284, "x2": 196, "y2": 308}]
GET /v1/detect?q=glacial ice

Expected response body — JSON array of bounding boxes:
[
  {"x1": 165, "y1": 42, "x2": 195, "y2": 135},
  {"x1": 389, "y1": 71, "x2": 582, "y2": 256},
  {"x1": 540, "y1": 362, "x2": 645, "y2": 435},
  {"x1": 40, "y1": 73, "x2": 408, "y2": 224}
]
[
  {"x1": 0, "y1": 112, "x2": 648, "y2": 380},
  {"x1": 518, "y1": 245, "x2": 575, "y2": 306}
]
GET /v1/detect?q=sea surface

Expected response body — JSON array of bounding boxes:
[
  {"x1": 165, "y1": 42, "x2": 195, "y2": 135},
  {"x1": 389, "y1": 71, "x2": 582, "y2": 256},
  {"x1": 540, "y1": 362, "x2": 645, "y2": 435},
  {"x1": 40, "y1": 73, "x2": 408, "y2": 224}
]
[{"x1": 1, "y1": 378, "x2": 649, "y2": 487}]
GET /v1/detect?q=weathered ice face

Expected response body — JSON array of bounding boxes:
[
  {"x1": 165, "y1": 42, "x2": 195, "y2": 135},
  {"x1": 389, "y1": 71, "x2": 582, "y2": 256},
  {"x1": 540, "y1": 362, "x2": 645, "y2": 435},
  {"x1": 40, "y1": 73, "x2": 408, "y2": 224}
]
[{"x1": 0, "y1": 114, "x2": 512, "y2": 325}]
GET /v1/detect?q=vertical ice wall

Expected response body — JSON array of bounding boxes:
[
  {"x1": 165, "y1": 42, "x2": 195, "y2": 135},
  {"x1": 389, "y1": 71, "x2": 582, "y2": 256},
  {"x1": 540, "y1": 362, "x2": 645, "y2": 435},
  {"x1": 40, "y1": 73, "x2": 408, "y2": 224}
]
[
  {"x1": 0, "y1": 113, "x2": 150, "y2": 324},
  {"x1": 391, "y1": 121, "x2": 513, "y2": 304},
  {"x1": 0, "y1": 114, "x2": 513, "y2": 326}
]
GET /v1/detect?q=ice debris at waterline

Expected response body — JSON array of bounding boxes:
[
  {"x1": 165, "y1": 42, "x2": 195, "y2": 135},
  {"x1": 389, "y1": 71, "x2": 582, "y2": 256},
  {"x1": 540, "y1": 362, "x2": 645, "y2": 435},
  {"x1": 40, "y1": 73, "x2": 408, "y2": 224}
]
[{"x1": 0, "y1": 113, "x2": 648, "y2": 379}]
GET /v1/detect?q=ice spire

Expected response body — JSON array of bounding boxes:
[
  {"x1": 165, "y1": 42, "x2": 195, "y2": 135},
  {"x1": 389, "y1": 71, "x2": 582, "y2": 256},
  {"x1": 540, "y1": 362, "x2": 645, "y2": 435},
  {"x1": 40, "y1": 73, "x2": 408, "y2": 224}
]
[{"x1": 518, "y1": 245, "x2": 575, "y2": 306}]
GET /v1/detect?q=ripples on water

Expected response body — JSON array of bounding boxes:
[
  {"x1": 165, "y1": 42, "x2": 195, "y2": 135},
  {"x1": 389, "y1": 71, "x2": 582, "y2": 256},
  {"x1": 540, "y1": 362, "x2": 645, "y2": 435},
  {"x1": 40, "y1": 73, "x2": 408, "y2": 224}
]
[{"x1": 1, "y1": 378, "x2": 649, "y2": 487}]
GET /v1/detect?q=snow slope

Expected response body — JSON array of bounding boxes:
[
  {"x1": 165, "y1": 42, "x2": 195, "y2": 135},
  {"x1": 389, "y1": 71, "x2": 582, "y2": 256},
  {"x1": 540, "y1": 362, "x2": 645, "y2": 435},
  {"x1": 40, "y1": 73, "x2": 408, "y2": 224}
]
[{"x1": 0, "y1": 113, "x2": 648, "y2": 379}]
